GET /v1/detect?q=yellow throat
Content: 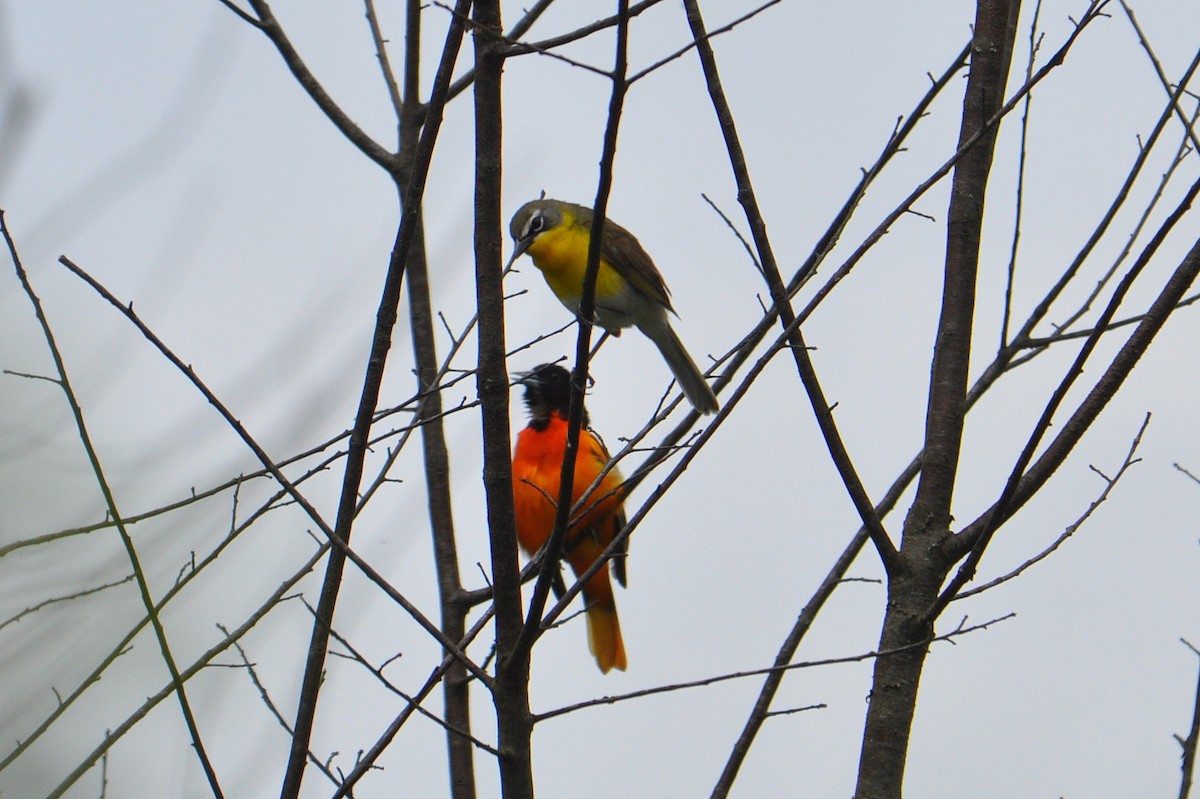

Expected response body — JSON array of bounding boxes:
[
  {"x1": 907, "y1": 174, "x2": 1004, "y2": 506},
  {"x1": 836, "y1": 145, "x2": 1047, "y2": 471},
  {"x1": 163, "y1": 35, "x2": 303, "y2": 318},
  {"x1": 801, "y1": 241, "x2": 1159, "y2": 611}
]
[{"x1": 522, "y1": 209, "x2": 629, "y2": 306}]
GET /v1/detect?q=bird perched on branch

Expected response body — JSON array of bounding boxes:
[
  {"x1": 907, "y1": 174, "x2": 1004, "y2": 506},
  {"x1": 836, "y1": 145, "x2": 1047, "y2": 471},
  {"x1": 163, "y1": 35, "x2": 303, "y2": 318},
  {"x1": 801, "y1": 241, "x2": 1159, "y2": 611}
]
[
  {"x1": 511, "y1": 363, "x2": 628, "y2": 673},
  {"x1": 508, "y1": 198, "x2": 720, "y2": 415}
]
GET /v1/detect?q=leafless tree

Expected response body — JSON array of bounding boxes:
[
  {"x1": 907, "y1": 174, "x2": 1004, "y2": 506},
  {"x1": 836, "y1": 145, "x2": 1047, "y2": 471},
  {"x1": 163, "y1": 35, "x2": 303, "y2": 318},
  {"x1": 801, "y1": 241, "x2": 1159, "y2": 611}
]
[{"x1": 3, "y1": 1, "x2": 1200, "y2": 797}]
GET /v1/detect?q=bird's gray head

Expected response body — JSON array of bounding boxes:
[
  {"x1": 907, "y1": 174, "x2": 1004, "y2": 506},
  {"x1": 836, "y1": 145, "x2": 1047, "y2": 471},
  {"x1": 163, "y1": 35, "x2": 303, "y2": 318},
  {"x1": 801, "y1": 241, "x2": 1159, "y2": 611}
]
[{"x1": 509, "y1": 199, "x2": 564, "y2": 259}]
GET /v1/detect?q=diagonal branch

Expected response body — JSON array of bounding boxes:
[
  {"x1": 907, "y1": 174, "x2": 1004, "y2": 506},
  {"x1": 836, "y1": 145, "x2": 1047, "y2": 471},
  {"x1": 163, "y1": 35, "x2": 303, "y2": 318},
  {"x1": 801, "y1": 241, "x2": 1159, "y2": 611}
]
[
  {"x1": 905, "y1": 0, "x2": 1021, "y2": 562},
  {"x1": 803, "y1": 2, "x2": 1112, "y2": 335},
  {"x1": 953, "y1": 413, "x2": 1149, "y2": 600},
  {"x1": 330, "y1": 605, "x2": 501, "y2": 798},
  {"x1": 513, "y1": 0, "x2": 633, "y2": 672},
  {"x1": 538, "y1": 613, "x2": 1014, "y2": 722},
  {"x1": 1121, "y1": 0, "x2": 1200, "y2": 155},
  {"x1": 629, "y1": 0, "x2": 782, "y2": 84},
  {"x1": 682, "y1": 0, "x2": 899, "y2": 572},
  {"x1": 936, "y1": 216, "x2": 1200, "y2": 618},
  {"x1": 239, "y1": 0, "x2": 399, "y2": 171}
]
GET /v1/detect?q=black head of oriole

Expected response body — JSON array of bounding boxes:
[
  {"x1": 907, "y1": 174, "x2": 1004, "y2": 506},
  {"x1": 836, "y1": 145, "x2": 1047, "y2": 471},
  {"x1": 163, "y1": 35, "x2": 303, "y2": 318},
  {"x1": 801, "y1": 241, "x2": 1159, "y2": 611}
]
[
  {"x1": 511, "y1": 363, "x2": 628, "y2": 672},
  {"x1": 508, "y1": 199, "x2": 720, "y2": 415}
]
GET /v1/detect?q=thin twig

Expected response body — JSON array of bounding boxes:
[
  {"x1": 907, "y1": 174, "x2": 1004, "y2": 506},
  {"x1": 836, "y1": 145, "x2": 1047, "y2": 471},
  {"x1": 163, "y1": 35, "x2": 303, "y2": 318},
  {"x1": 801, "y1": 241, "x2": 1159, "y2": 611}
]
[
  {"x1": 1023, "y1": 290, "x2": 1200, "y2": 347},
  {"x1": 1001, "y1": 0, "x2": 1044, "y2": 348},
  {"x1": 364, "y1": 0, "x2": 404, "y2": 123},
  {"x1": 1177, "y1": 639, "x2": 1200, "y2": 799},
  {"x1": 444, "y1": 0, "x2": 554, "y2": 100},
  {"x1": 629, "y1": 0, "x2": 782, "y2": 84},
  {"x1": 1175, "y1": 463, "x2": 1200, "y2": 486},
  {"x1": 0, "y1": 574, "x2": 135, "y2": 632},
  {"x1": 222, "y1": 623, "x2": 347, "y2": 790},
  {"x1": 954, "y1": 413, "x2": 1150, "y2": 600},
  {"x1": 329, "y1": 604, "x2": 499, "y2": 798},
  {"x1": 535, "y1": 613, "x2": 1014, "y2": 722},
  {"x1": 1121, "y1": 1, "x2": 1200, "y2": 155},
  {"x1": 302, "y1": 599, "x2": 500, "y2": 756}
]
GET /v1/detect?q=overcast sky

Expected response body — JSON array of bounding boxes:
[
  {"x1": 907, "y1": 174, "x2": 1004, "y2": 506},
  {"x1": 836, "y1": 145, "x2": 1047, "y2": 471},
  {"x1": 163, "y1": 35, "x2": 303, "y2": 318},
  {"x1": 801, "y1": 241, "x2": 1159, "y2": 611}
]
[{"x1": 2, "y1": 1, "x2": 1200, "y2": 797}]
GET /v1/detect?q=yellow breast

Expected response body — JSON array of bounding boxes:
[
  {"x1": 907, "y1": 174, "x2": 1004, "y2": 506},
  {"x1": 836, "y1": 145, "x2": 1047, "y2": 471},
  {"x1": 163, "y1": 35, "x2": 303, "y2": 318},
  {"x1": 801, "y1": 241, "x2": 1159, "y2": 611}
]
[{"x1": 525, "y1": 224, "x2": 629, "y2": 307}]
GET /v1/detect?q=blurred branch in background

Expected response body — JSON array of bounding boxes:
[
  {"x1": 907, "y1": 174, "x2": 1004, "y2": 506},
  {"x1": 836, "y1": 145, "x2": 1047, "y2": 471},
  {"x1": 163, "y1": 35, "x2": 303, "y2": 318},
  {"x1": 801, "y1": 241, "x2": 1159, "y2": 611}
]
[
  {"x1": 0, "y1": 2, "x2": 34, "y2": 197},
  {"x1": 3, "y1": 212, "x2": 226, "y2": 797}
]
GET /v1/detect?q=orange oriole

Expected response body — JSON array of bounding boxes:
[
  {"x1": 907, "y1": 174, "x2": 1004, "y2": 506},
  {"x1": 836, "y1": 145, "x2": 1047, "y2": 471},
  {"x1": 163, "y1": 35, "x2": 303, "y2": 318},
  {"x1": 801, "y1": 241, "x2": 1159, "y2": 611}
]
[
  {"x1": 508, "y1": 198, "x2": 720, "y2": 415},
  {"x1": 511, "y1": 363, "x2": 628, "y2": 673}
]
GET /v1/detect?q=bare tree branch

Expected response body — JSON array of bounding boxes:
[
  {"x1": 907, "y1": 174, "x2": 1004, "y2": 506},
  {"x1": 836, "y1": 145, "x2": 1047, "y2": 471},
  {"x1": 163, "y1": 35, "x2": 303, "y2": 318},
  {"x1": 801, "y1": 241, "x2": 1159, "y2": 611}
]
[
  {"x1": 855, "y1": 2, "x2": 1023, "y2": 795},
  {"x1": 539, "y1": 613, "x2": 1015, "y2": 723},
  {"x1": 935, "y1": 176, "x2": 1200, "y2": 612},
  {"x1": 3, "y1": 211, "x2": 226, "y2": 799},
  {"x1": 41, "y1": 544, "x2": 330, "y2": 799},
  {"x1": 682, "y1": 0, "x2": 899, "y2": 572},
  {"x1": 238, "y1": 0, "x2": 398, "y2": 171},
  {"x1": 0, "y1": 574, "x2": 135, "y2": 632},
  {"x1": 954, "y1": 413, "x2": 1149, "y2": 600},
  {"x1": 513, "y1": 0, "x2": 633, "y2": 677},
  {"x1": 276, "y1": 0, "x2": 475, "y2": 791},
  {"x1": 1001, "y1": 0, "x2": 1044, "y2": 347},
  {"x1": 1178, "y1": 639, "x2": 1200, "y2": 799}
]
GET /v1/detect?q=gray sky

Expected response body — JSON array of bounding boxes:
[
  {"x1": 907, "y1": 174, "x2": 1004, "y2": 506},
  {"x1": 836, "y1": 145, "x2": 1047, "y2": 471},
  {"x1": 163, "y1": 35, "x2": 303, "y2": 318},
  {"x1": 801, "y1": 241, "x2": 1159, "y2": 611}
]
[{"x1": 2, "y1": 1, "x2": 1200, "y2": 796}]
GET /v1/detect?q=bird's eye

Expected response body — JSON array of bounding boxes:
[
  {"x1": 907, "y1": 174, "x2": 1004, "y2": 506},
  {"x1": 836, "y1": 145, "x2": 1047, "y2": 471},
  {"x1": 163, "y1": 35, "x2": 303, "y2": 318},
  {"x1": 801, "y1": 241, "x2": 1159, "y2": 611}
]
[{"x1": 527, "y1": 213, "x2": 545, "y2": 236}]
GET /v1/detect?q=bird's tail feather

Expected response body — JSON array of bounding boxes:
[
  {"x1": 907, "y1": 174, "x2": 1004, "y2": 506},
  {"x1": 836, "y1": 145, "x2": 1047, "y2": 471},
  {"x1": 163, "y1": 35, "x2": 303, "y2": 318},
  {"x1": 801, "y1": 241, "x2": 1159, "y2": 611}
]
[
  {"x1": 586, "y1": 604, "x2": 627, "y2": 673},
  {"x1": 642, "y1": 318, "x2": 719, "y2": 414}
]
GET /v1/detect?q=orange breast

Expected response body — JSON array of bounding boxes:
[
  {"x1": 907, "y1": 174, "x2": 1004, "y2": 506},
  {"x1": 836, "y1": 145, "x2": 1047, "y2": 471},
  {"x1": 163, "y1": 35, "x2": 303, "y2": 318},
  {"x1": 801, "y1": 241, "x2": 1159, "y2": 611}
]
[{"x1": 512, "y1": 415, "x2": 625, "y2": 557}]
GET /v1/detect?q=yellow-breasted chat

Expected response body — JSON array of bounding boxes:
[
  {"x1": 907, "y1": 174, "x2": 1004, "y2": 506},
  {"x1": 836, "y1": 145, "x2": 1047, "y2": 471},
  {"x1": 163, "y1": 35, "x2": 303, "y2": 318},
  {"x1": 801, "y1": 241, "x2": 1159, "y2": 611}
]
[{"x1": 507, "y1": 198, "x2": 720, "y2": 415}]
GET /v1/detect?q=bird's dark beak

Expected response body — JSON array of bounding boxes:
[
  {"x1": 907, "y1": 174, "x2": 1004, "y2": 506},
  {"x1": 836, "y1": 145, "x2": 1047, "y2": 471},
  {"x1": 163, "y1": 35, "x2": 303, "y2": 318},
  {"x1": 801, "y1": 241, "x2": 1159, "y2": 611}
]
[
  {"x1": 505, "y1": 237, "x2": 530, "y2": 269},
  {"x1": 511, "y1": 369, "x2": 534, "y2": 386}
]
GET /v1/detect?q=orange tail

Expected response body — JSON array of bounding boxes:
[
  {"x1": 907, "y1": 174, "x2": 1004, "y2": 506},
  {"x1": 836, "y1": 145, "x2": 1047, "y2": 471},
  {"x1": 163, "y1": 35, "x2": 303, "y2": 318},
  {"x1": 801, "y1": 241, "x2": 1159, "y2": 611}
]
[{"x1": 586, "y1": 604, "x2": 627, "y2": 673}]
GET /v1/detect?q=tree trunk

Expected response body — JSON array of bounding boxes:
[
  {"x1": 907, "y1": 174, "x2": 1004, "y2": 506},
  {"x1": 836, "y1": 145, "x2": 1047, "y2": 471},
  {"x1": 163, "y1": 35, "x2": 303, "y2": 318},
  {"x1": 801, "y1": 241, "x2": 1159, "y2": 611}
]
[
  {"x1": 853, "y1": 2, "x2": 1020, "y2": 796},
  {"x1": 472, "y1": 1, "x2": 536, "y2": 796}
]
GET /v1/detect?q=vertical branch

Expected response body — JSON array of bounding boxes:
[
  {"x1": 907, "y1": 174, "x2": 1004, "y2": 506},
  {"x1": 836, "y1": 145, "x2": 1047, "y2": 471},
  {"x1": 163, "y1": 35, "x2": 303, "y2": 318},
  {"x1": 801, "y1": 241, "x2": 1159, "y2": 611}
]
[
  {"x1": 1002, "y1": 0, "x2": 1166, "y2": 348},
  {"x1": 1179, "y1": 641, "x2": 1200, "y2": 799},
  {"x1": 278, "y1": 1, "x2": 474, "y2": 795},
  {"x1": 908, "y1": 0, "x2": 1020, "y2": 547},
  {"x1": 470, "y1": 0, "x2": 537, "y2": 796},
  {"x1": 392, "y1": 0, "x2": 477, "y2": 795},
  {"x1": 853, "y1": 2, "x2": 1020, "y2": 797},
  {"x1": 931, "y1": 59, "x2": 1200, "y2": 610},
  {"x1": 1001, "y1": 0, "x2": 1042, "y2": 348},
  {"x1": 513, "y1": 0, "x2": 633, "y2": 666}
]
